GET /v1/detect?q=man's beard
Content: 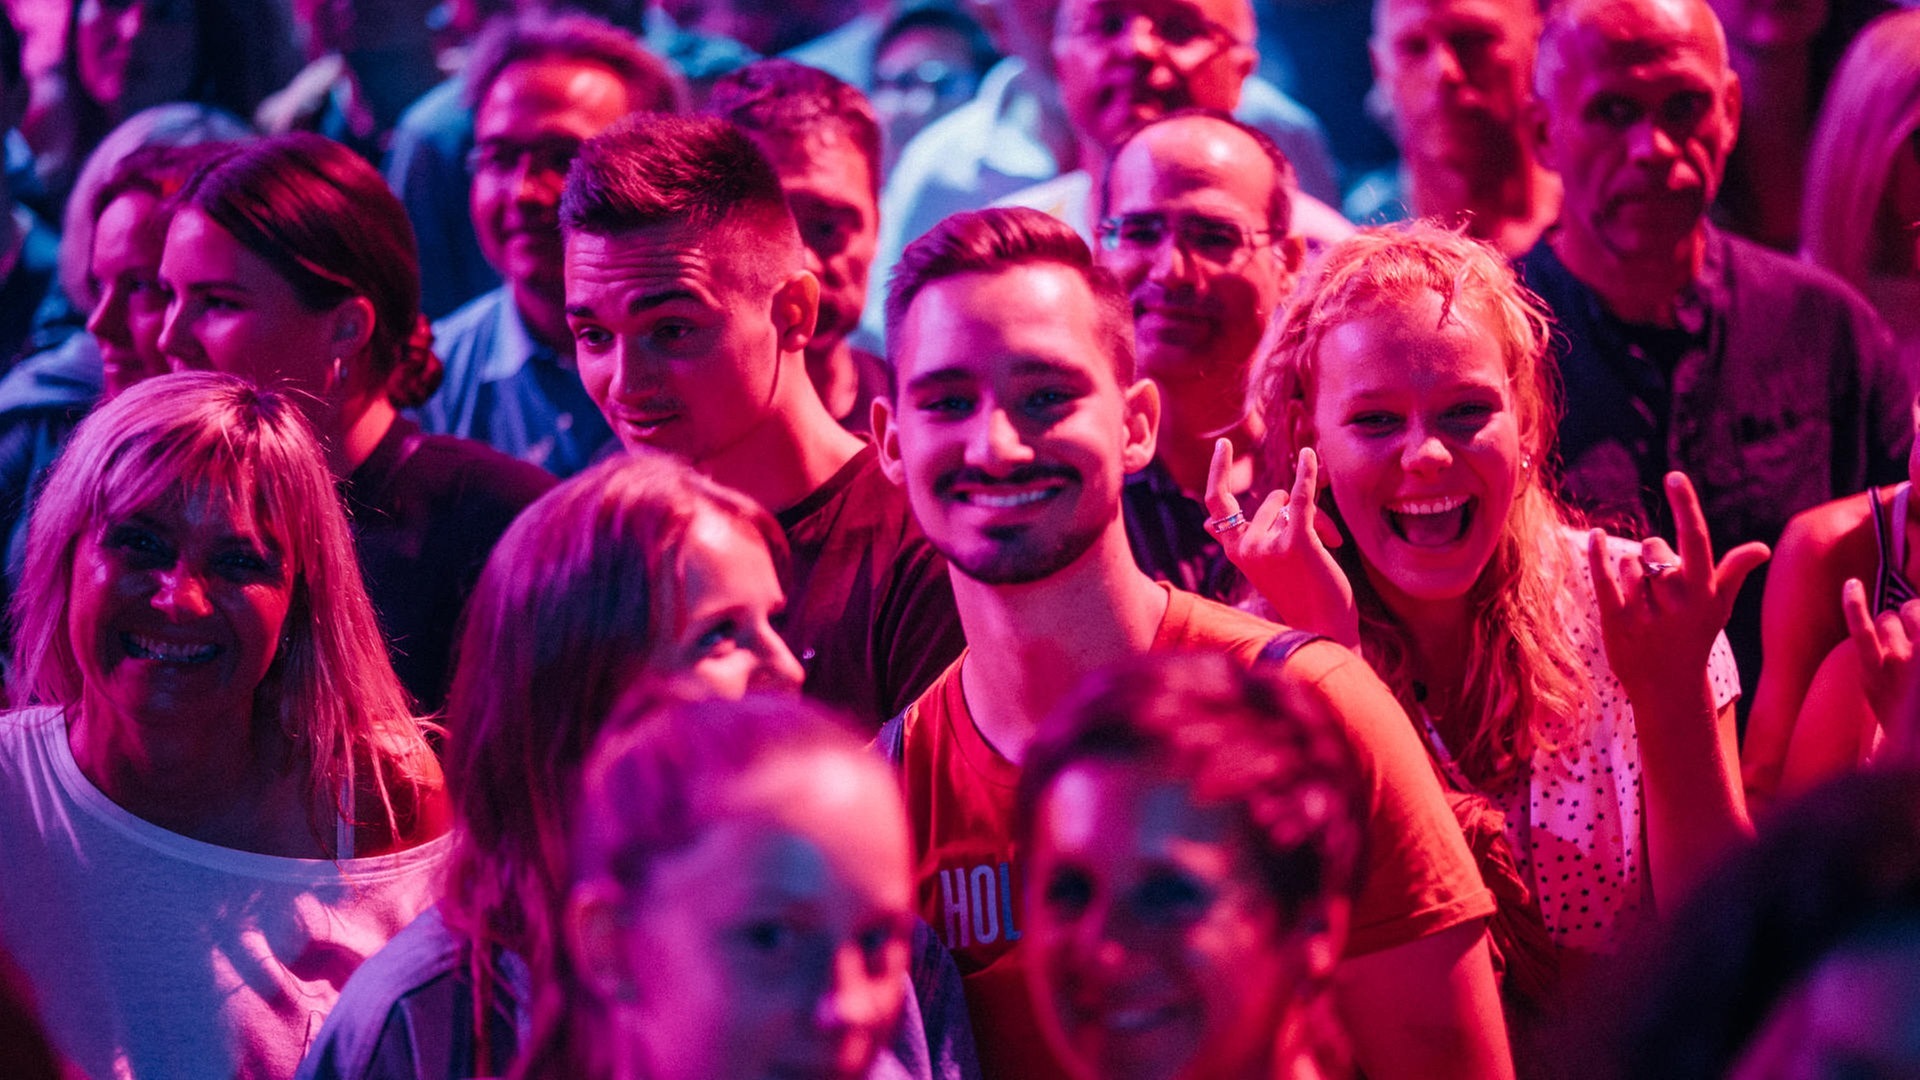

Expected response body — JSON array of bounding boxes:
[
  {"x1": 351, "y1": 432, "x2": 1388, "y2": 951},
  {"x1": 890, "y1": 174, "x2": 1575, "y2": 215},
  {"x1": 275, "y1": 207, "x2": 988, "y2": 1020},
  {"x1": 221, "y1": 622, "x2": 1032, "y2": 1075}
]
[{"x1": 930, "y1": 465, "x2": 1109, "y2": 586}]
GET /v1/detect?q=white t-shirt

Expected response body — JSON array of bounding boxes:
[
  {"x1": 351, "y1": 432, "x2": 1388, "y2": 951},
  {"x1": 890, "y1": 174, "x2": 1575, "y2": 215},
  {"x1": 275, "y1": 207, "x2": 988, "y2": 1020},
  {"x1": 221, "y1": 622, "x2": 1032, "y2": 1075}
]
[{"x1": 0, "y1": 706, "x2": 448, "y2": 1080}]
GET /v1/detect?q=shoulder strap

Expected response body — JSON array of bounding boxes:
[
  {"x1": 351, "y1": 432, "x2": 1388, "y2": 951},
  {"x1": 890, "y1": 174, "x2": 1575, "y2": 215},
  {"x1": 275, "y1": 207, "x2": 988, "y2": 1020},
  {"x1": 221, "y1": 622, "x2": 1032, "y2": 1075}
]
[
  {"x1": 876, "y1": 708, "x2": 908, "y2": 767},
  {"x1": 1256, "y1": 627, "x2": 1327, "y2": 671}
]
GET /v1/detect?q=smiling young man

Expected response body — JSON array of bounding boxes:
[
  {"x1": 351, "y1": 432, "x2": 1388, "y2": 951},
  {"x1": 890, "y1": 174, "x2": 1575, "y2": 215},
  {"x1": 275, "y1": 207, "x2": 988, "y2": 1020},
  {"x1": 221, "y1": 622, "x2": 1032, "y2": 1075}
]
[
  {"x1": 874, "y1": 206, "x2": 1511, "y2": 1080},
  {"x1": 560, "y1": 113, "x2": 964, "y2": 726}
]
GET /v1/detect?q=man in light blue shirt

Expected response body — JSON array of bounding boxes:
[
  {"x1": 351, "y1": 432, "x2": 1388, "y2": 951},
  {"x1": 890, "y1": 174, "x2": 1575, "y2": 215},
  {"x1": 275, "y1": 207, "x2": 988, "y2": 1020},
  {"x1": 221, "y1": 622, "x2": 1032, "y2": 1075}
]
[{"x1": 420, "y1": 14, "x2": 682, "y2": 477}]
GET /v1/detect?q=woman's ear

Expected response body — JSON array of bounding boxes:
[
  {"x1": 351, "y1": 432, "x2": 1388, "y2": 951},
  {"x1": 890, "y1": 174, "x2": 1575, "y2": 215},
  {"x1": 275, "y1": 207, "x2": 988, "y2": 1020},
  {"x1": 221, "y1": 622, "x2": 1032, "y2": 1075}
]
[
  {"x1": 1285, "y1": 398, "x2": 1315, "y2": 469},
  {"x1": 329, "y1": 296, "x2": 377, "y2": 364},
  {"x1": 568, "y1": 882, "x2": 641, "y2": 1006}
]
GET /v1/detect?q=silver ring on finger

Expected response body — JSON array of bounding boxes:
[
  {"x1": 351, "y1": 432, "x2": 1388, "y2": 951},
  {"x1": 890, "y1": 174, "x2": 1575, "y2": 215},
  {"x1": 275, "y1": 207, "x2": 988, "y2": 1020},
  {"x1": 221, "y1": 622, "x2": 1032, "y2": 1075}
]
[
  {"x1": 1206, "y1": 511, "x2": 1249, "y2": 535},
  {"x1": 1642, "y1": 559, "x2": 1679, "y2": 577},
  {"x1": 1278, "y1": 506, "x2": 1292, "y2": 531}
]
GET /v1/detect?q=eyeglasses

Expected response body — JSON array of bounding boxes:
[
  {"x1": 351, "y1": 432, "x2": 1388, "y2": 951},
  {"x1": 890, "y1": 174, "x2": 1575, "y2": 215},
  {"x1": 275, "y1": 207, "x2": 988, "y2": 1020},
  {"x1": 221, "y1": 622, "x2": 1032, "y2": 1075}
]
[
  {"x1": 1097, "y1": 212, "x2": 1277, "y2": 270},
  {"x1": 466, "y1": 136, "x2": 585, "y2": 180},
  {"x1": 1061, "y1": 2, "x2": 1242, "y2": 67}
]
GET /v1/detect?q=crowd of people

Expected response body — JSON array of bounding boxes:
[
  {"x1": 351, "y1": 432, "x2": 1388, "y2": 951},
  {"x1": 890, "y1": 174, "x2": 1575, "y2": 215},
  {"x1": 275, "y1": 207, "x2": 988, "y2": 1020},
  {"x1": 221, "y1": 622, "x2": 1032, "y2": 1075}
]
[{"x1": 0, "y1": 0, "x2": 1917, "y2": 1077}]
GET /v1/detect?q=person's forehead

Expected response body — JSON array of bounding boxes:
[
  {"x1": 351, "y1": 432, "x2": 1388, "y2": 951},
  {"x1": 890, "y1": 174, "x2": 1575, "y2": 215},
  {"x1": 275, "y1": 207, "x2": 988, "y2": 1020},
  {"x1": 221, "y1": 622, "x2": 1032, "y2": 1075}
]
[
  {"x1": 896, "y1": 264, "x2": 1113, "y2": 378},
  {"x1": 1555, "y1": 0, "x2": 1726, "y2": 84},
  {"x1": 566, "y1": 225, "x2": 728, "y2": 297},
  {"x1": 477, "y1": 57, "x2": 631, "y2": 129},
  {"x1": 1060, "y1": 0, "x2": 1257, "y2": 40},
  {"x1": 761, "y1": 130, "x2": 878, "y2": 203},
  {"x1": 1379, "y1": 0, "x2": 1530, "y2": 37},
  {"x1": 1109, "y1": 118, "x2": 1277, "y2": 219}
]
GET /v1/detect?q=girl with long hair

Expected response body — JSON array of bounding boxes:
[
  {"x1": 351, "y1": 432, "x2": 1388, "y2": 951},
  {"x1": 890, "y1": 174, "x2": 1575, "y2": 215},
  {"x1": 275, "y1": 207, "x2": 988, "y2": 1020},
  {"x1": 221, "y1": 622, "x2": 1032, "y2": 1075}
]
[
  {"x1": 1799, "y1": 9, "x2": 1920, "y2": 348},
  {"x1": 0, "y1": 371, "x2": 446, "y2": 1078},
  {"x1": 299, "y1": 452, "x2": 805, "y2": 1079},
  {"x1": 1210, "y1": 224, "x2": 1758, "y2": 971}
]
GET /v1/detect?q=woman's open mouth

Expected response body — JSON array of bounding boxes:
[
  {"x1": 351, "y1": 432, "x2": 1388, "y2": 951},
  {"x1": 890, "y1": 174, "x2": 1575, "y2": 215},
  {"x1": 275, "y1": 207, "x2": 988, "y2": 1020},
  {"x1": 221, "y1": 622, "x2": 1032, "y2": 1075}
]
[{"x1": 1385, "y1": 495, "x2": 1474, "y2": 548}]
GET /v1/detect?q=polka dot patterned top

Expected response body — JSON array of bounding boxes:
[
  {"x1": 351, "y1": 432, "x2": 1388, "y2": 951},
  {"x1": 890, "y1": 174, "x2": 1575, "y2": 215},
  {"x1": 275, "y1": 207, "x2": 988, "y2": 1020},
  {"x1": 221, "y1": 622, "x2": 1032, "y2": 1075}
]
[{"x1": 1418, "y1": 529, "x2": 1741, "y2": 956}]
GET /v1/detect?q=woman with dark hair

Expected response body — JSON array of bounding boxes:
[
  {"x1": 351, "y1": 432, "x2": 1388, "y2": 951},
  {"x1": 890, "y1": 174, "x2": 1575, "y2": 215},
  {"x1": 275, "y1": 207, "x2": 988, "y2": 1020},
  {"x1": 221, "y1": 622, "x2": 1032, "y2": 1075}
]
[
  {"x1": 22, "y1": 0, "x2": 300, "y2": 214},
  {"x1": 1015, "y1": 652, "x2": 1367, "y2": 1080},
  {"x1": 514, "y1": 692, "x2": 919, "y2": 1080},
  {"x1": 1214, "y1": 224, "x2": 1758, "y2": 971},
  {"x1": 0, "y1": 371, "x2": 447, "y2": 1078},
  {"x1": 159, "y1": 131, "x2": 555, "y2": 711},
  {"x1": 298, "y1": 451, "x2": 805, "y2": 1080}
]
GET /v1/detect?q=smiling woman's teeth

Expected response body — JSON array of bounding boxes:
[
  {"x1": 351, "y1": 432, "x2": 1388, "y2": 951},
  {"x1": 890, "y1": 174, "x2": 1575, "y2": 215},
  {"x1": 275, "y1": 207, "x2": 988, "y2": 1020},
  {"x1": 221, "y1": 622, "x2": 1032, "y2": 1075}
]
[
  {"x1": 1385, "y1": 496, "x2": 1474, "y2": 547},
  {"x1": 124, "y1": 634, "x2": 219, "y2": 663}
]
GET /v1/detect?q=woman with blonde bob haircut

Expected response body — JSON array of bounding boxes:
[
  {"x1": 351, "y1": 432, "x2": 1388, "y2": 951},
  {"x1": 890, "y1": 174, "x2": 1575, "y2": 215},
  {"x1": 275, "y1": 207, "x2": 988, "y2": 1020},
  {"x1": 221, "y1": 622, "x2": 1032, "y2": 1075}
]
[
  {"x1": 1209, "y1": 223, "x2": 1761, "y2": 970},
  {"x1": 301, "y1": 451, "x2": 807, "y2": 1080},
  {"x1": 1799, "y1": 9, "x2": 1920, "y2": 348},
  {"x1": 0, "y1": 371, "x2": 447, "y2": 1079}
]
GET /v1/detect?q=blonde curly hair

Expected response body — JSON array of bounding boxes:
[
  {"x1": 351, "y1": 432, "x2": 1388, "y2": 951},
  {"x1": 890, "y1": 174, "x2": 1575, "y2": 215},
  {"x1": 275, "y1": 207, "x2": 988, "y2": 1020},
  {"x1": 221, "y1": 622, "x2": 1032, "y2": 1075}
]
[{"x1": 1247, "y1": 222, "x2": 1590, "y2": 784}]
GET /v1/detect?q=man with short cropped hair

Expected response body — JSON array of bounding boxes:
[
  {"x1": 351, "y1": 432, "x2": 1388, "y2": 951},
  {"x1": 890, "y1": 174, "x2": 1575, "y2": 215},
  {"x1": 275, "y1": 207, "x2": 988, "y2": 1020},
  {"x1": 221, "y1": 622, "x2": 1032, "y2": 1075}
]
[
  {"x1": 561, "y1": 113, "x2": 965, "y2": 726},
  {"x1": 860, "y1": 0, "x2": 1339, "y2": 347},
  {"x1": 1360, "y1": 0, "x2": 1559, "y2": 255},
  {"x1": 705, "y1": 59, "x2": 889, "y2": 431},
  {"x1": 419, "y1": 14, "x2": 681, "y2": 477},
  {"x1": 876, "y1": 205, "x2": 1511, "y2": 1080}
]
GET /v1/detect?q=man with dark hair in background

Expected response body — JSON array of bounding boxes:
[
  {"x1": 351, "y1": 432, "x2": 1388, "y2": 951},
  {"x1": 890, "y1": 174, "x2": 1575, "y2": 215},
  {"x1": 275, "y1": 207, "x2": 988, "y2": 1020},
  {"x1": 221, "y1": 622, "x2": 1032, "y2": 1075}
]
[
  {"x1": 705, "y1": 59, "x2": 890, "y2": 432},
  {"x1": 561, "y1": 112, "x2": 966, "y2": 726}
]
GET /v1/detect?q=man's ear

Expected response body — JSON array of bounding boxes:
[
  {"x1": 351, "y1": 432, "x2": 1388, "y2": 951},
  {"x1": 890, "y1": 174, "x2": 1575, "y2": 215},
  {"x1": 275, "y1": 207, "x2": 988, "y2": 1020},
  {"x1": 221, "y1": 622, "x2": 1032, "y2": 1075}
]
[
  {"x1": 1529, "y1": 97, "x2": 1557, "y2": 172},
  {"x1": 1279, "y1": 234, "x2": 1306, "y2": 278},
  {"x1": 873, "y1": 391, "x2": 908, "y2": 486},
  {"x1": 1721, "y1": 69, "x2": 1742, "y2": 152},
  {"x1": 568, "y1": 882, "x2": 640, "y2": 1006},
  {"x1": 773, "y1": 269, "x2": 821, "y2": 355},
  {"x1": 1121, "y1": 376, "x2": 1161, "y2": 474},
  {"x1": 1230, "y1": 41, "x2": 1259, "y2": 92}
]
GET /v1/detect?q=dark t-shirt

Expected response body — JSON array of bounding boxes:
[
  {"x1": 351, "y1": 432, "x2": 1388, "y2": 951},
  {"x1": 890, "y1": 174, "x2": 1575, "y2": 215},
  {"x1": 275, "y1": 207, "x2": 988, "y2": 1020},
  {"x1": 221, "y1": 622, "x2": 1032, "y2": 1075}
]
[
  {"x1": 1516, "y1": 227, "x2": 1913, "y2": 699},
  {"x1": 776, "y1": 445, "x2": 966, "y2": 727},
  {"x1": 1121, "y1": 456, "x2": 1241, "y2": 601},
  {"x1": 344, "y1": 417, "x2": 555, "y2": 713}
]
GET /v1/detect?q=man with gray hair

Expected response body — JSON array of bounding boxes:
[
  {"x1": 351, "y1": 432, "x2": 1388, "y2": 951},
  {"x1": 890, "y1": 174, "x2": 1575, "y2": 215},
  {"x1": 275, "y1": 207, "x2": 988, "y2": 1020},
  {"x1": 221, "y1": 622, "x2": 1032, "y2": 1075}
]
[{"x1": 1517, "y1": 0, "x2": 1910, "y2": 701}]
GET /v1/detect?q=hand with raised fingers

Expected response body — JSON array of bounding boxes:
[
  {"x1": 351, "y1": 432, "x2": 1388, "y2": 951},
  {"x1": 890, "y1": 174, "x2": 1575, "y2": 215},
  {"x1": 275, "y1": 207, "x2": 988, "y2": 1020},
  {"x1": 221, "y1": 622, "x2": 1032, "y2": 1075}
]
[
  {"x1": 1590, "y1": 472, "x2": 1770, "y2": 700},
  {"x1": 1841, "y1": 580, "x2": 1920, "y2": 743},
  {"x1": 1203, "y1": 438, "x2": 1359, "y2": 647}
]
